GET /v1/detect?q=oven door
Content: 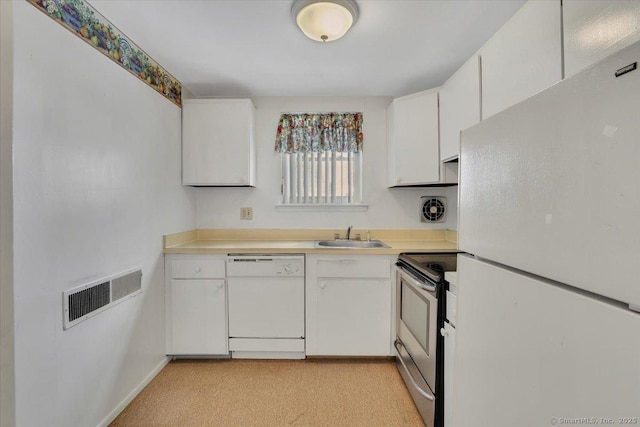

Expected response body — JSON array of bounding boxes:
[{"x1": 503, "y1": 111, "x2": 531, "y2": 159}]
[{"x1": 396, "y1": 266, "x2": 439, "y2": 389}]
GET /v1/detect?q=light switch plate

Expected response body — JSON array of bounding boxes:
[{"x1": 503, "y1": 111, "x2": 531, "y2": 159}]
[{"x1": 240, "y1": 207, "x2": 253, "y2": 220}]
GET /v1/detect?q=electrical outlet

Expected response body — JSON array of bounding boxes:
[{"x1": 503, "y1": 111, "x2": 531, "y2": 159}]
[{"x1": 240, "y1": 207, "x2": 253, "y2": 220}]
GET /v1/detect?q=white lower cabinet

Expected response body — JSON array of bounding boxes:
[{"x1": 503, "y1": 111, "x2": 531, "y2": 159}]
[
  {"x1": 306, "y1": 255, "x2": 393, "y2": 356},
  {"x1": 165, "y1": 255, "x2": 228, "y2": 355},
  {"x1": 170, "y1": 279, "x2": 227, "y2": 355},
  {"x1": 314, "y1": 279, "x2": 391, "y2": 355}
]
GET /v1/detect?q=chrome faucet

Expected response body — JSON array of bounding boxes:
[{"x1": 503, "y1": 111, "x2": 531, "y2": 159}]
[{"x1": 346, "y1": 225, "x2": 353, "y2": 240}]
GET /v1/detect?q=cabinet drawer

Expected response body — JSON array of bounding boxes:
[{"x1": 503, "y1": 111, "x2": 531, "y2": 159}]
[
  {"x1": 316, "y1": 258, "x2": 391, "y2": 279},
  {"x1": 171, "y1": 259, "x2": 225, "y2": 279}
]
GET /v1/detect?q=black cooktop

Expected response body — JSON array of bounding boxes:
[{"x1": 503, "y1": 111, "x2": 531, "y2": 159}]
[{"x1": 397, "y1": 253, "x2": 458, "y2": 283}]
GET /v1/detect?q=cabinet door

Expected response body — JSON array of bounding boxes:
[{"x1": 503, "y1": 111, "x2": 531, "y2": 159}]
[
  {"x1": 439, "y1": 56, "x2": 481, "y2": 162},
  {"x1": 314, "y1": 279, "x2": 391, "y2": 356},
  {"x1": 182, "y1": 99, "x2": 255, "y2": 186},
  {"x1": 170, "y1": 279, "x2": 227, "y2": 355},
  {"x1": 387, "y1": 90, "x2": 440, "y2": 186},
  {"x1": 481, "y1": 0, "x2": 562, "y2": 119},
  {"x1": 563, "y1": 0, "x2": 640, "y2": 78}
]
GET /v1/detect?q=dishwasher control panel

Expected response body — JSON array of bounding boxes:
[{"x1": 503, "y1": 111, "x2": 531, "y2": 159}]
[{"x1": 227, "y1": 254, "x2": 305, "y2": 277}]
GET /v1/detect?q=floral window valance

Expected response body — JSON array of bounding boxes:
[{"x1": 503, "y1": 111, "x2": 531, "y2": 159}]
[{"x1": 274, "y1": 113, "x2": 363, "y2": 154}]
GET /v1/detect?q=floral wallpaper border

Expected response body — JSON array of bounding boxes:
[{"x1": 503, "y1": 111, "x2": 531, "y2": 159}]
[{"x1": 27, "y1": 0, "x2": 182, "y2": 107}]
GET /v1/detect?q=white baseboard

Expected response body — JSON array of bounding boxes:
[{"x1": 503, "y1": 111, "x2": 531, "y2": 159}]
[
  {"x1": 96, "y1": 356, "x2": 170, "y2": 427},
  {"x1": 231, "y1": 351, "x2": 305, "y2": 360}
]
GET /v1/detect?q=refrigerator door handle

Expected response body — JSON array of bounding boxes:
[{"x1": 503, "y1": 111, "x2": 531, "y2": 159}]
[{"x1": 394, "y1": 340, "x2": 435, "y2": 401}]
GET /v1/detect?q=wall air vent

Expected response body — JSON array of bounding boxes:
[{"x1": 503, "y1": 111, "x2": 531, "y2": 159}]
[
  {"x1": 421, "y1": 196, "x2": 446, "y2": 223},
  {"x1": 68, "y1": 281, "x2": 111, "y2": 322},
  {"x1": 63, "y1": 267, "x2": 143, "y2": 330}
]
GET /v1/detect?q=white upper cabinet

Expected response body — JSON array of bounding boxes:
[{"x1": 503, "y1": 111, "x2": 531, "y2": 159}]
[
  {"x1": 182, "y1": 99, "x2": 256, "y2": 186},
  {"x1": 480, "y1": 0, "x2": 562, "y2": 120},
  {"x1": 387, "y1": 88, "x2": 440, "y2": 187},
  {"x1": 439, "y1": 55, "x2": 481, "y2": 162},
  {"x1": 563, "y1": 0, "x2": 640, "y2": 78}
]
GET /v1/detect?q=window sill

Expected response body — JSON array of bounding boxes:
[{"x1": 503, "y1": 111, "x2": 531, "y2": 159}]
[{"x1": 275, "y1": 203, "x2": 369, "y2": 213}]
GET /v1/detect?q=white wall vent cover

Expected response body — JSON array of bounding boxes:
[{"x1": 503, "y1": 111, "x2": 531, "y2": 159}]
[
  {"x1": 421, "y1": 196, "x2": 447, "y2": 223},
  {"x1": 63, "y1": 267, "x2": 143, "y2": 330}
]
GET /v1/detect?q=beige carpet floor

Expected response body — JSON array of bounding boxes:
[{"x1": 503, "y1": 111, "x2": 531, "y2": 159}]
[{"x1": 110, "y1": 358, "x2": 424, "y2": 427}]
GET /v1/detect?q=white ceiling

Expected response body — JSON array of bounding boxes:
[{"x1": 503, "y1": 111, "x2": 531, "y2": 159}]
[{"x1": 91, "y1": 0, "x2": 526, "y2": 98}]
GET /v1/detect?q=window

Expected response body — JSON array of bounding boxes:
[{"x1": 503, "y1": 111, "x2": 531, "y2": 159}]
[
  {"x1": 280, "y1": 151, "x2": 362, "y2": 204},
  {"x1": 275, "y1": 112, "x2": 364, "y2": 207}
]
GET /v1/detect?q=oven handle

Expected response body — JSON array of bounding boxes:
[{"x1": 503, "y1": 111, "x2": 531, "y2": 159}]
[
  {"x1": 398, "y1": 267, "x2": 436, "y2": 292},
  {"x1": 394, "y1": 339, "x2": 435, "y2": 401}
]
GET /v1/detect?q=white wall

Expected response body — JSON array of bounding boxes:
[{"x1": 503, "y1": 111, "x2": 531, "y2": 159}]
[
  {"x1": 0, "y1": 1, "x2": 16, "y2": 425},
  {"x1": 11, "y1": 3, "x2": 196, "y2": 426},
  {"x1": 196, "y1": 96, "x2": 458, "y2": 230}
]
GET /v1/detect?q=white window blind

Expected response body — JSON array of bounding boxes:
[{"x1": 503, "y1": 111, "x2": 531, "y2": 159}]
[{"x1": 281, "y1": 151, "x2": 362, "y2": 204}]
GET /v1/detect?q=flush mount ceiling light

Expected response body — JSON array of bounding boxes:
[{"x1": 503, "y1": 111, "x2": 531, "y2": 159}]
[{"x1": 291, "y1": 0, "x2": 359, "y2": 43}]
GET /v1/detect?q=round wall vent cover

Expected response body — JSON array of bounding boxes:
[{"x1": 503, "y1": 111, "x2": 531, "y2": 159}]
[{"x1": 420, "y1": 196, "x2": 446, "y2": 223}]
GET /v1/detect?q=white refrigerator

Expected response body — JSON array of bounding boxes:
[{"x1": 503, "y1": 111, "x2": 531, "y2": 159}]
[{"x1": 455, "y1": 40, "x2": 640, "y2": 427}]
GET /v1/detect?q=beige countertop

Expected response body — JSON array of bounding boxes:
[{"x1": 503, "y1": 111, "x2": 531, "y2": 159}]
[{"x1": 164, "y1": 229, "x2": 458, "y2": 255}]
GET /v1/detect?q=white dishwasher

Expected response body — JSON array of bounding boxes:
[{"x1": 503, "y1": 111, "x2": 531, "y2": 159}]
[{"x1": 226, "y1": 254, "x2": 305, "y2": 359}]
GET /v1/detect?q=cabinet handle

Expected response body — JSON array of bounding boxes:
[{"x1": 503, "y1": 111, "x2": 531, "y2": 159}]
[
  {"x1": 319, "y1": 282, "x2": 327, "y2": 289},
  {"x1": 440, "y1": 327, "x2": 448, "y2": 337},
  {"x1": 217, "y1": 282, "x2": 224, "y2": 289},
  {"x1": 194, "y1": 266, "x2": 201, "y2": 273}
]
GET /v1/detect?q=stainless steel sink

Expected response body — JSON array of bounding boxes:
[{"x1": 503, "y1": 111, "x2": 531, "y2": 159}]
[{"x1": 314, "y1": 239, "x2": 390, "y2": 249}]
